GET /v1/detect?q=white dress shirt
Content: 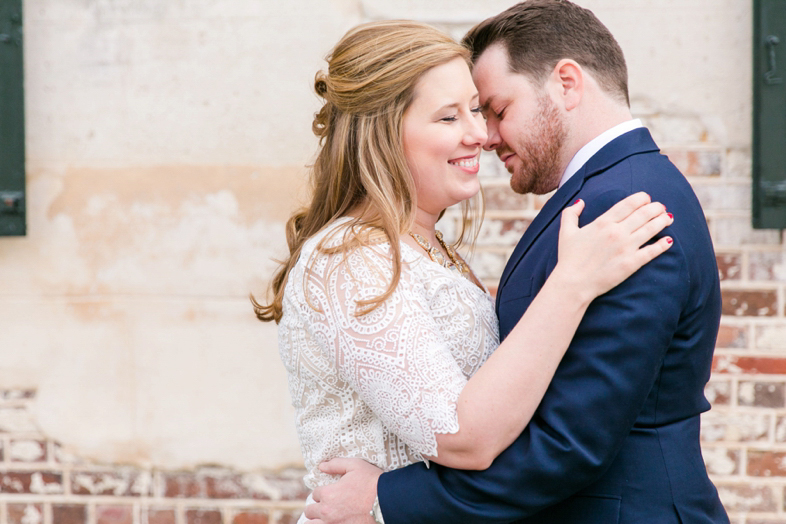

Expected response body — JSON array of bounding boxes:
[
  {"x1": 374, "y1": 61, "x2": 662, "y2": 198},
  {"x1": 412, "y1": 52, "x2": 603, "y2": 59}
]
[{"x1": 559, "y1": 119, "x2": 643, "y2": 188}]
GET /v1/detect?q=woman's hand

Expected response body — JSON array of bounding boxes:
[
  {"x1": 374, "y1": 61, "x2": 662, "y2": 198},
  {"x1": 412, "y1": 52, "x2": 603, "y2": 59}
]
[{"x1": 555, "y1": 192, "x2": 674, "y2": 303}]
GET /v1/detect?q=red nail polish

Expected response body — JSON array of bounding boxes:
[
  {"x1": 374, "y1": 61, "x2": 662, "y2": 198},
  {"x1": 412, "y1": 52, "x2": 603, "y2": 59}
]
[
  {"x1": 574, "y1": 199, "x2": 581, "y2": 204},
  {"x1": 666, "y1": 237, "x2": 673, "y2": 244},
  {"x1": 667, "y1": 213, "x2": 673, "y2": 219}
]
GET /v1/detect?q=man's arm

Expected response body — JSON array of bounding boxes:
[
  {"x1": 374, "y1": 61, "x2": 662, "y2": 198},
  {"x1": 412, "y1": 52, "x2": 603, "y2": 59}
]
[{"x1": 374, "y1": 190, "x2": 688, "y2": 523}]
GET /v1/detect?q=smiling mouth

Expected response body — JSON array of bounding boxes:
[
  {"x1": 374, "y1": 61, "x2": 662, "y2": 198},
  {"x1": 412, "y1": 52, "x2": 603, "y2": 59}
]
[
  {"x1": 448, "y1": 156, "x2": 479, "y2": 169},
  {"x1": 498, "y1": 150, "x2": 514, "y2": 162}
]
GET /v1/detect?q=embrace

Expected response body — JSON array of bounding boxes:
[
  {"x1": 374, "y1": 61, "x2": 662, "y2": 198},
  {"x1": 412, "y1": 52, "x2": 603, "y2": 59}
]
[{"x1": 255, "y1": 1, "x2": 729, "y2": 523}]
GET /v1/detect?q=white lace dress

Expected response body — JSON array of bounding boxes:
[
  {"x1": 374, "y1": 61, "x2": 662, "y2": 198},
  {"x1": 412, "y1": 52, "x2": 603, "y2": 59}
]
[{"x1": 278, "y1": 218, "x2": 500, "y2": 513}]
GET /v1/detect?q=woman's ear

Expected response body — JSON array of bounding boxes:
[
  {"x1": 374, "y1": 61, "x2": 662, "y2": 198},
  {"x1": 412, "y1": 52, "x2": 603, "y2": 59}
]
[{"x1": 549, "y1": 58, "x2": 584, "y2": 112}]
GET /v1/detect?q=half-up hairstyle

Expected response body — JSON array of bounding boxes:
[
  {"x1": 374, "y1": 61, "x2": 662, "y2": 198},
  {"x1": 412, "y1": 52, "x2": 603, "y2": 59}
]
[{"x1": 254, "y1": 20, "x2": 478, "y2": 323}]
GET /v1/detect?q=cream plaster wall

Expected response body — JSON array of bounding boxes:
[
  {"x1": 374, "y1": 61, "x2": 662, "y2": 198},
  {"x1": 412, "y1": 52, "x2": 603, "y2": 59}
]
[{"x1": 0, "y1": 0, "x2": 751, "y2": 471}]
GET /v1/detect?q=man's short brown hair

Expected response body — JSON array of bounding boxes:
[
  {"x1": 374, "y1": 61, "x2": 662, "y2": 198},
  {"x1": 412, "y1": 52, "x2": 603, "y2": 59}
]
[{"x1": 463, "y1": 0, "x2": 629, "y2": 106}]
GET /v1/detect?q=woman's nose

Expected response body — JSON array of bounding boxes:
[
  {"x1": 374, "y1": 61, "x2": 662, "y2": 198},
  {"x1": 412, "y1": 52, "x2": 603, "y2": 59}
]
[
  {"x1": 464, "y1": 117, "x2": 488, "y2": 146},
  {"x1": 483, "y1": 121, "x2": 501, "y2": 151}
]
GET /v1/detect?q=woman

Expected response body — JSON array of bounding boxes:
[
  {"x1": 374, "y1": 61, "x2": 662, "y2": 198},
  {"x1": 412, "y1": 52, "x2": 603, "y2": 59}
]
[{"x1": 254, "y1": 20, "x2": 673, "y2": 519}]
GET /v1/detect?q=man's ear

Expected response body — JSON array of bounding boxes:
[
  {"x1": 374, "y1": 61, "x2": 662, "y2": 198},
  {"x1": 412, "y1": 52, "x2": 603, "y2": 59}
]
[{"x1": 548, "y1": 59, "x2": 584, "y2": 112}]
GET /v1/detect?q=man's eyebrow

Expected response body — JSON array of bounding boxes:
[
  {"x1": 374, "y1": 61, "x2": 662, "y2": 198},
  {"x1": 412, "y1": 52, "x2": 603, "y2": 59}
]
[{"x1": 480, "y1": 96, "x2": 495, "y2": 113}]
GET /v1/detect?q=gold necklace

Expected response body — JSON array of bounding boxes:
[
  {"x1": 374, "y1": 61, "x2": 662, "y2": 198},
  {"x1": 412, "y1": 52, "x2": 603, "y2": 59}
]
[{"x1": 409, "y1": 230, "x2": 471, "y2": 279}]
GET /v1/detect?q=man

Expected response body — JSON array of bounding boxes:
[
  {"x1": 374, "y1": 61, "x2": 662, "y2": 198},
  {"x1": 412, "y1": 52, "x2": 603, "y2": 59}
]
[{"x1": 305, "y1": 1, "x2": 729, "y2": 522}]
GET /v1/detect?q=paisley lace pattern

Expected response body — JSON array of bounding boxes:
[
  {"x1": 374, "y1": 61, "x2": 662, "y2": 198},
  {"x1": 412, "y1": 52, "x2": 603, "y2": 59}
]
[{"x1": 279, "y1": 218, "x2": 500, "y2": 489}]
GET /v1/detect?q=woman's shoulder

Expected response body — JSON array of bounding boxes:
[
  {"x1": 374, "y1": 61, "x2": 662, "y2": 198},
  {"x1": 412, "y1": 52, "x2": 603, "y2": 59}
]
[
  {"x1": 297, "y1": 218, "x2": 408, "y2": 273},
  {"x1": 302, "y1": 218, "x2": 423, "y2": 261}
]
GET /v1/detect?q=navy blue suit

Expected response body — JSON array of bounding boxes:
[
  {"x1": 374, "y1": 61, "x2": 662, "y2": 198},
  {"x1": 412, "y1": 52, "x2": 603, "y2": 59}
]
[{"x1": 377, "y1": 128, "x2": 729, "y2": 523}]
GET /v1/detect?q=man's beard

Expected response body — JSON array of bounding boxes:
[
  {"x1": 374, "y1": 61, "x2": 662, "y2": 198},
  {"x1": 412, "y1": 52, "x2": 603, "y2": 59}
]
[{"x1": 509, "y1": 95, "x2": 567, "y2": 195}]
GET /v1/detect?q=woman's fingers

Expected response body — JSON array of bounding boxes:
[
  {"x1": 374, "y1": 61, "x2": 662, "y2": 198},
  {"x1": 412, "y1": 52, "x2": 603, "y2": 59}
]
[
  {"x1": 631, "y1": 236, "x2": 674, "y2": 268},
  {"x1": 597, "y1": 191, "x2": 652, "y2": 223},
  {"x1": 584, "y1": 192, "x2": 672, "y2": 245},
  {"x1": 629, "y1": 209, "x2": 674, "y2": 246},
  {"x1": 621, "y1": 202, "x2": 668, "y2": 233},
  {"x1": 559, "y1": 199, "x2": 585, "y2": 233}
]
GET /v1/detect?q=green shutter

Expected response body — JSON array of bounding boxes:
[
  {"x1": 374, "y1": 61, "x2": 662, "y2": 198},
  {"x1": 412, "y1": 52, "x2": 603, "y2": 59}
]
[
  {"x1": 0, "y1": 0, "x2": 24, "y2": 236},
  {"x1": 754, "y1": 0, "x2": 786, "y2": 229}
]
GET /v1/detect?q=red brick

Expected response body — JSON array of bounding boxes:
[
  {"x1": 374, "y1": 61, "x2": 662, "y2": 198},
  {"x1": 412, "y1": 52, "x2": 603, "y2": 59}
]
[
  {"x1": 275, "y1": 513, "x2": 303, "y2": 524},
  {"x1": 716, "y1": 253, "x2": 742, "y2": 281},
  {"x1": 755, "y1": 325, "x2": 786, "y2": 351},
  {"x1": 185, "y1": 509, "x2": 222, "y2": 524},
  {"x1": 475, "y1": 218, "x2": 531, "y2": 247},
  {"x1": 700, "y1": 411, "x2": 770, "y2": 442},
  {"x1": 702, "y1": 446, "x2": 739, "y2": 475},
  {"x1": 721, "y1": 289, "x2": 778, "y2": 316},
  {"x1": 97, "y1": 505, "x2": 134, "y2": 524},
  {"x1": 749, "y1": 252, "x2": 785, "y2": 281},
  {"x1": 164, "y1": 471, "x2": 245, "y2": 499},
  {"x1": 467, "y1": 250, "x2": 509, "y2": 280},
  {"x1": 0, "y1": 471, "x2": 63, "y2": 494},
  {"x1": 71, "y1": 470, "x2": 152, "y2": 496},
  {"x1": 716, "y1": 483, "x2": 777, "y2": 512},
  {"x1": 233, "y1": 511, "x2": 269, "y2": 524},
  {"x1": 704, "y1": 380, "x2": 732, "y2": 405},
  {"x1": 243, "y1": 472, "x2": 310, "y2": 501},
  {"x1": 533, "y1": 191, "x2": 555, "y2": 210},
  {"x1": 715, "y1": 324, "x2": 748, "y2": 349},
  {"x1": 53, "y1": 442, "x2": 85, "y2": 465},
  {"x1": 144, "y1": 508, "x2": 176, "y2": 524},
  {"x1": 713, "y1": 356, "x2": 786, "y2": 375},
  {"x1": 9, "y1": 440, "x2": 47, "y2": 462},
  {"x1": 53, "y1": 504, "x2": 87, "y2": 524},
  {"x1": 0, "y1": 407, "x2": 39, "y2": 433},
  {"x1": 8, "y1": 503, "x2": 43, "y2": 524},
  {"x1": 748, "y1": 450, "x2": 786, "y2": 476},
  {"x1": 738, "y1": 381, "x2": 785, "y2": 408},
  {"x1": 482, "y1": 185, "x2": 531, "y2": 211},
  {"x1": 775, "y1": 416, "x2": 786, "y2": 442}
]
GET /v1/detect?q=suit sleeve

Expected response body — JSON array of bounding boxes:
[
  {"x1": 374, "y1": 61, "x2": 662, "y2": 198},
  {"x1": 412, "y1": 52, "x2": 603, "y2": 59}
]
[{"x1": 377, "y1": 189, "x2": 690, "y2": 523}]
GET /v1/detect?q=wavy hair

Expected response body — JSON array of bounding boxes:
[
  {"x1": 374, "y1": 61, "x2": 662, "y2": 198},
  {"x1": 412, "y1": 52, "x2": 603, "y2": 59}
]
[{"x1": 254, "y1": 20, "x2": 483, "y2": 323}]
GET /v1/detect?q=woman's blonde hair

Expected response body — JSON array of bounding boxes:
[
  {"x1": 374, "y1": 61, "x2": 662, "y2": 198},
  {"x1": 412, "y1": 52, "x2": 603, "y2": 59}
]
[{"x1": 254, "y1": 20, "x2": 483, "y2": 323}]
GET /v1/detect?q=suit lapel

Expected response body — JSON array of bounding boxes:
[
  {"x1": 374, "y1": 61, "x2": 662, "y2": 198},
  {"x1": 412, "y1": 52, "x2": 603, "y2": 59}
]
[
  {"x1": 495, "y1": 128, "x2": 661, "y2": 308},
  {"x1": 496, "y1": 170, "x2": 584, "y2": 298}
]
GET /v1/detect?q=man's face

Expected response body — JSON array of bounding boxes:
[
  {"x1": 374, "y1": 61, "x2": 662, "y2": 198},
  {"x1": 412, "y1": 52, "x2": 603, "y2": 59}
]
[{"x1": 472, "y1": 44, "x2": 567, "y2": 195}]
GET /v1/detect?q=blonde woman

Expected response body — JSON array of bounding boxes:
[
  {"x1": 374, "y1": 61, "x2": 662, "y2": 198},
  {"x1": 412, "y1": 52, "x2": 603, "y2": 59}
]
[{"x1": 254, "y1": 21, "x2": 672, "y2": 522}]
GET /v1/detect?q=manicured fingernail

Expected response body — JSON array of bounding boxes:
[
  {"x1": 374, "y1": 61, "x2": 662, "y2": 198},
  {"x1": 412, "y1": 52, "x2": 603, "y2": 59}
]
[
  {"x1": 666, "y1": 237, "x2": 673, "y2": 244},
  {"x1": 574, "y1": 199, "x2": 581, "y2": 204},
  {"x1": 667, "y1": 212, "x2": 673, "y2": 219}
]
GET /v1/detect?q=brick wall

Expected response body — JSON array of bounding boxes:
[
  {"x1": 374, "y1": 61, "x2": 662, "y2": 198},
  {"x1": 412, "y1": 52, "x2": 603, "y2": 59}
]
[{"x1": 0, "y1": 391, "x2": 308, "y2": 524}]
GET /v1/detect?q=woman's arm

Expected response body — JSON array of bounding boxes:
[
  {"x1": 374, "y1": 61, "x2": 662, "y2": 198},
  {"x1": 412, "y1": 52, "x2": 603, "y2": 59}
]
[{"x1": 428, "y1": 192, "x2": 673, "y2": 469}]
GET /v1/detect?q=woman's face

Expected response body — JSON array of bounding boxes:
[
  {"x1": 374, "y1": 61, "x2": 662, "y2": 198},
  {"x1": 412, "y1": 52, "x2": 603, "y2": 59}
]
[{"x1": 402, "y1": 57, "x2": 488, "y2": 215}]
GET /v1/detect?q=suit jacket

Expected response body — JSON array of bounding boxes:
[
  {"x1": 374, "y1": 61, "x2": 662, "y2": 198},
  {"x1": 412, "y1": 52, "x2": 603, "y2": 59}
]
[{"x1": 377, "y1": 128, "x2": 729, "y2": 524}]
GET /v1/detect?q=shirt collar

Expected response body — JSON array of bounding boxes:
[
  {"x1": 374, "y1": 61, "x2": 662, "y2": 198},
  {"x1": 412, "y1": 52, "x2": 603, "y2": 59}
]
[{"x1": 559, "y1": 119, "x2": 643, "y2": 187}]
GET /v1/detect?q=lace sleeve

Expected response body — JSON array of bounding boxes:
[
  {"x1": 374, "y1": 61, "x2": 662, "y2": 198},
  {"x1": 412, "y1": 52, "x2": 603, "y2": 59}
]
[{"x1": 304, "y1": 243, "x2": 467, "y2": 459}]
